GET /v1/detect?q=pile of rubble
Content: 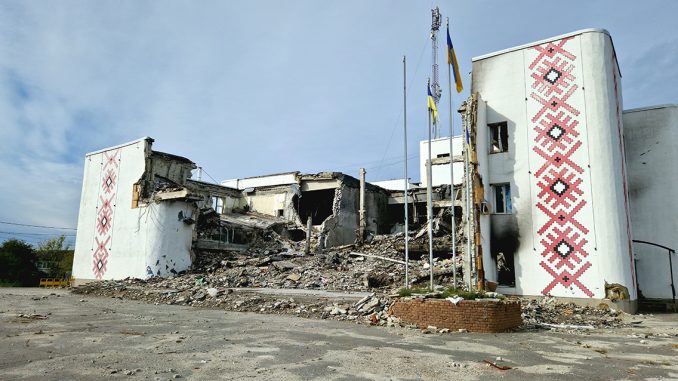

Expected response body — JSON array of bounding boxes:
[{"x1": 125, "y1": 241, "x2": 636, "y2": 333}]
[
  {"x1": 192, "y1": 232, "x2": 462, "y2": 292},
  {"x1": 73, "y1": 279, "x2": 397, "y2": 326},
  {"x1": 520, "y1": 296, "x2": 629, "y2": 329},
  {"x1": 72, "y1": 228, "x2": 631, "y2": 332}
]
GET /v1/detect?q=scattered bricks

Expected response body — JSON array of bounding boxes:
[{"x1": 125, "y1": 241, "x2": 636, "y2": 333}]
[{"x1": 388, "y1": 298, "x2": 522, "y2": 333}]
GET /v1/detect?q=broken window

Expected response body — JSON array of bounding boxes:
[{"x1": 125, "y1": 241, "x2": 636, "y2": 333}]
[
  {"x1": 489, "y1": 122, "x2": 509, "y2": 153},
  {"x1": 211, "y1": 197, "x2": 224, "y2": 214},
  {"x1": 297, "y1": 189, "x2": 335, "y2": 225},
  {"x1": 492, "y1": 183, "x2": 512, "y2": 214},
  {"x1": 132, "y1": 183, "x2": 141, "y2": 208},
  {"x1": 496, "y1": 251, "x2": 516, "y2": 287}
]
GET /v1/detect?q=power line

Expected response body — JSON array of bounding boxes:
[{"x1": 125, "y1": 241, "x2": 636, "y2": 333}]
[
  {"x1": 327, "y1": 153, "x2": 420, "y2": 172},
  {"x1": 199, "y1": 168, "x2": 220, "y2": 184},
  {"x1": 0, "y1": 230, "x2": 76, "y2": 237},
  {"x1": 0, "y1": 220, "x2": 77, "y2": 231}
]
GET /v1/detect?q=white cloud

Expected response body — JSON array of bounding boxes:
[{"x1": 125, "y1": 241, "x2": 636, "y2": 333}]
[{"x1": 0, "y1": 0, "x2": 676, "y2": 240}]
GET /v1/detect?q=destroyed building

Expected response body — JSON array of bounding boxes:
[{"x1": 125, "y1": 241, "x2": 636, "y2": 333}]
[
  {"x1": 72, "y1": 28, "x2": 677, "y2": 313},
  {"x1": 72, "y1": 138, "x2": 391, "y2": 284},
  {"x1": 72, "y1": 137, "x2": 242, "y2": 283},
  {"x1": 222, "y1": 172, "x2": 389, "y2": 248}
]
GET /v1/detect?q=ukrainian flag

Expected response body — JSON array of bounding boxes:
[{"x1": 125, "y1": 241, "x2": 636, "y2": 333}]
[
  {"x1": 447, "y1": 23, "x2": 463, "y2": 93},
  {"x1": 428, "y1": 84, "x2": 438, "y2": 123}
]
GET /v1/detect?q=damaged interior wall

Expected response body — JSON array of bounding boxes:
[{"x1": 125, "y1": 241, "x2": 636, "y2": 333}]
[
  {"x1": 135, "y1": 150, "x2": 197, "y2": 203},
  {"x1": 235, "y1": 172, "x2": 389, "y2": 249},
  {"x1": 460, "y1": 94, "x2": 487, "y2": 290},
  {"x1": 245, "y1": 185, "x2": 302, "y2": 223},
  {"x1": 306, "y1": 173, "x2": 389, "y2": 248}
]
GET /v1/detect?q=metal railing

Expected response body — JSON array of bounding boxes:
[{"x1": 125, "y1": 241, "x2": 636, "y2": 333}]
[
  {"x1": 39, "y1": 278, "x2": 72, "y2": 288},
  {"x1": 632, "y1": 240, "x2": 675, "y2": 304}
]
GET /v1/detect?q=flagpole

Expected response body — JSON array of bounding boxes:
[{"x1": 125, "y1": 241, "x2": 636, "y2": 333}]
[
  {"x1": 427, "y1": 78, "x2": 435, "y2": 291},
  {"x1": 446, "y1": 18, "x2": 457, "y2": 288},
  {"x1": 465, "y1": 109, "x2": 473, "y2": 290},
  {"x1": 403, "y1": 55, "x2": 410, "y2": 289}
]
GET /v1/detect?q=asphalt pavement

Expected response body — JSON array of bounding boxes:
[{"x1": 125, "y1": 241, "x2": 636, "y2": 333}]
[{"x1": 1, "y1": 288, "x2": 677, "y2": 380}]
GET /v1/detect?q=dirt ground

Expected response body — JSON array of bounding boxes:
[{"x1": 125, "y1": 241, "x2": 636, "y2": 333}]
[{"x1": 1, "y1": 288, "x2": 677, "y2": 381}]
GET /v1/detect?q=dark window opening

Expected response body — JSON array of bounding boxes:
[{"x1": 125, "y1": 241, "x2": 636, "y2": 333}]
[
  {"x1": 489, "y1": 122, "x2": 509, "y2": 153},
  {"x1": 276, "y1": 209, "x2": 284, "y2": 218},
  {"x1": 282, "y1": 228, "x2": 306, "y2": 242},
  {"x1": 490, "y1": 218, "x2": 519, "y2": 287},
  {"x1": 297, "y1": 189, "x2": 335, "y2": 225},
  {"x1": 436, "y1": 153, "x2": 450, "y2": 158},
  {"x1": 496, "y1": 251, "x2": 516, "y2": 287},
  {"x1": 492, "y1": 183, "x2": 512, "y2": 214},
  {"x1": 204, "y1": 226, "x2": 249, "y2": 244},
  {"x1": 386, "y1": 202, "x2": 418, "y2": 233}
]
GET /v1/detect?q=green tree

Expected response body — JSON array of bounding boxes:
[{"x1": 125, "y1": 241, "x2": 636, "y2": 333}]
[
  {"x1": 0, "y1": 239, "x2": 40, "y2": 286},
  {"x1": 36, "y1": 235, "x2": 72, "y2": 278},
  {"x1": 37, "y1": 235, "x2": 66, "y2": 252}
]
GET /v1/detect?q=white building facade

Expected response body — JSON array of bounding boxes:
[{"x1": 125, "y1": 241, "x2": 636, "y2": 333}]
[
  {"x1": 72, "y1": 138, "x2": 196, "y2": 284},
  {"x1": 623, "y1": 105, "x2": 678, "y2": 302},
  {"x1": 422, "y1": 29, "x2": 642, "y2": 310},
  {"x1": 473, "y1": 29, "x2": 636, "y2": 304}
]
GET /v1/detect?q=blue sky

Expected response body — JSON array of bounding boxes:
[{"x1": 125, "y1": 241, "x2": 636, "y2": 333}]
[{"x1": 1, "y1": 0, "x2": 677, "y2": 247}]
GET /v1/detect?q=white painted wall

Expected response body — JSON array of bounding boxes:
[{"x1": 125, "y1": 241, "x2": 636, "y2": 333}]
[
  {"x1": 246, "y1": 185, "x2": 301, "y2": 223},
  {"x1": 72, "y1": 138, "x2": 194, "y2": 283},
  {"x1": 369, "y1": 179, "x2": 418, "y2": 191},
  {"x1": 419, "y1": 136, "x2": 464, "y2": 186},
  {"x1": 472, "y1": 29, "x2": 636, "y2": 301},
  {"x1": 624, "y1": 105, "x2": 678, "y2": 299},
  {"x1": 222, "y1": 172, "x2": 299, "y2": 190}
]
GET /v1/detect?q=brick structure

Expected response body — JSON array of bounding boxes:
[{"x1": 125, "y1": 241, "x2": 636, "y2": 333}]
[{"x1": 389, "y1": 298, "x2": 522, "y2": 333}]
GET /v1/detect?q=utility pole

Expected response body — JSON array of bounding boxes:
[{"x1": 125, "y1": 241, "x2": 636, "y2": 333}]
[{"x1": 359, "y1": 168, "x2": 366, "y2": 244}]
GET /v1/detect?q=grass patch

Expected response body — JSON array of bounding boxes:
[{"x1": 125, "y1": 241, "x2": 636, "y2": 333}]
[
  {"x1": 396, "y1": 286, "x2": 504, "y2": 300},
  {"x1": 397, "y1": 286, "x2": 430, "y2": 297}
]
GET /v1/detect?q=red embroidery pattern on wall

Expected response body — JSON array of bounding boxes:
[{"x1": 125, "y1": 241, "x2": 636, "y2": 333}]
[
  {"x1": 93, "y1": 149, "x2": 120, "y2": 279},
  {"x1": 529, "y1": 37, "x2": 593, "y2": 297}
]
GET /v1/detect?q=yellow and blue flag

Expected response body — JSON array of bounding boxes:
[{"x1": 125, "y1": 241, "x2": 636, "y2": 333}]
[
  {"x1": 427, "y1": 84, "x2": 438, "y2": 123},
  {"x1": 447, "y1": 23, "x2": 463, "y2": 93}
]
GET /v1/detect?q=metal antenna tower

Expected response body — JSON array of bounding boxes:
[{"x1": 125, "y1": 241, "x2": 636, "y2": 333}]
[{"x1": 430, "y1": 7, "x2": 442, "y2": 138}]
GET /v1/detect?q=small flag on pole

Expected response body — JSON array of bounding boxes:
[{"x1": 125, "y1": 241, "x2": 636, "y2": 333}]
[
  {"x1": 428, "y1": 84, "x2": 439, "y2": 123},
  {"x1": 447, "y1": 23, "x2": 463, "y2": 93}
]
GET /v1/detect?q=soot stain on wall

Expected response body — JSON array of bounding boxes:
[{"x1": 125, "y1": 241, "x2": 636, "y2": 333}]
[{"x1": 491, "y1": 215, "x2": 520, "y2": 286}]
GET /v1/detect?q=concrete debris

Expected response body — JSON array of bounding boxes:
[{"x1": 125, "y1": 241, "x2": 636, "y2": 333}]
[
  {"x1": 73, "y1": 278, "x2": 395, "y2": 327},
  {"x1": 539, "y1": 323, "x2": 595, "y2": 330},
  {"x1": 180, "y1": 232, "x2": 462, "y2": 292},
  {"x1": 520, "y1": 296, "x2": 629, "y2": 329},
  {"x1": 71, "y1": 227, "x2": 630, "y2": 332},
  {"x1": 18, "y1": 313, "x2": 48, "y2": 320}
]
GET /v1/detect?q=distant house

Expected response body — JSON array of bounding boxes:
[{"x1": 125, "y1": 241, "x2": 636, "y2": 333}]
[{"x1": 36, "y1": 249, "x2": 74, "y2": 278}]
